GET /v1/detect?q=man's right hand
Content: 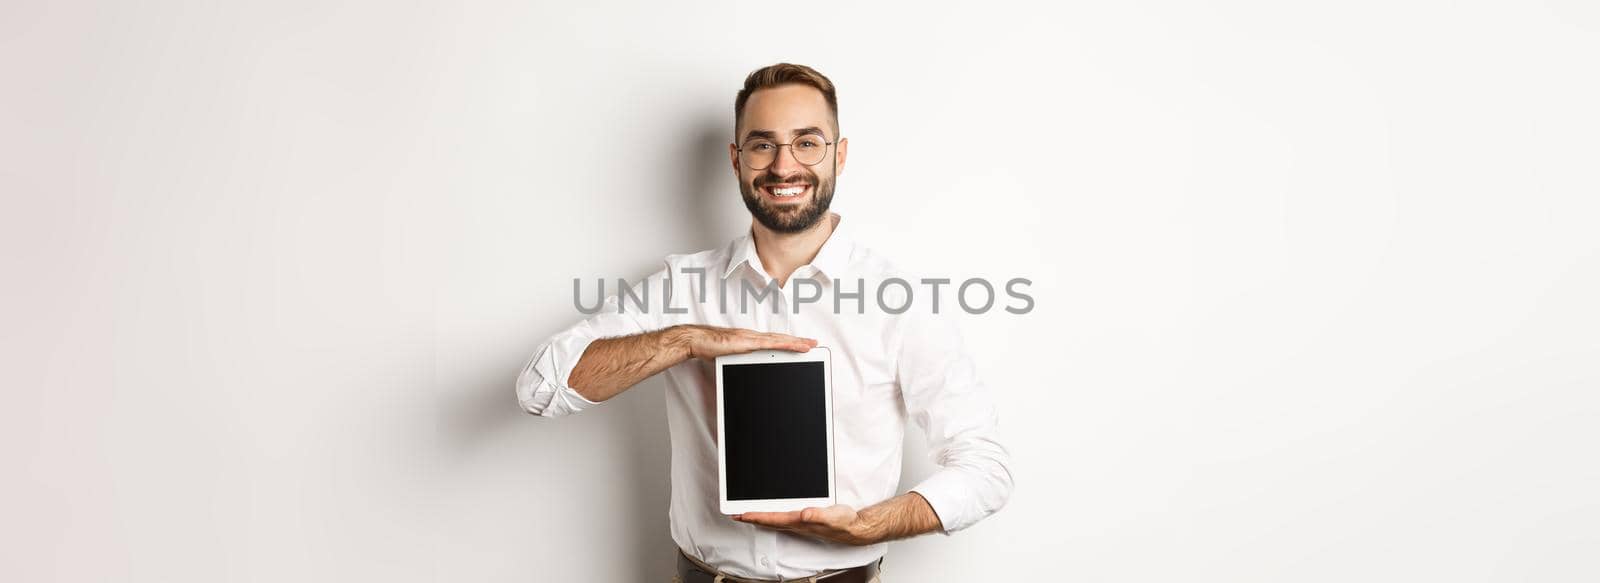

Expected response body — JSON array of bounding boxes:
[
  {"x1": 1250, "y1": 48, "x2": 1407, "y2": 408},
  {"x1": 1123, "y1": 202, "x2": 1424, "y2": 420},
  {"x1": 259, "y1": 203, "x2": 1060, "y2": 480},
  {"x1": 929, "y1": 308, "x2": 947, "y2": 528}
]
[
  {"x1": 674, "y1": 325, "x2": 818, "y2": 361},
  {"x1": 567, "y1": 325, "x2": 816, "y2": 403}
]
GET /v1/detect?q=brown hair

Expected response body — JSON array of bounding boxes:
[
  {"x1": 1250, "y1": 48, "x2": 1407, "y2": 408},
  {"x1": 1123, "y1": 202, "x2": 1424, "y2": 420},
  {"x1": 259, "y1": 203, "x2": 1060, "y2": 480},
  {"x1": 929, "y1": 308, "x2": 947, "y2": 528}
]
[{"x1": 734, "y1": 63, "x2": 839, "y2": 138}]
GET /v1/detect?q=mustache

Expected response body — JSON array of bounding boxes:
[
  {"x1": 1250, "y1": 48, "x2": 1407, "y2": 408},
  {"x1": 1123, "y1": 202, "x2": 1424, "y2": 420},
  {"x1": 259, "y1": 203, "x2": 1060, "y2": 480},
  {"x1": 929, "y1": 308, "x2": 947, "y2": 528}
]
[{"x1": 755, "y1": 171, "x2": 817, "y2": 188}]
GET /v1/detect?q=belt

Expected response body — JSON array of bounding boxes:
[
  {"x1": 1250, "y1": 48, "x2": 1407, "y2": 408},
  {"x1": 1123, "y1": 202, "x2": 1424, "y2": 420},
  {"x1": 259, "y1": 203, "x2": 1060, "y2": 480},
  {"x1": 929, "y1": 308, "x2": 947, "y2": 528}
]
[{"x1": 676, "y1": 549, "x2": 881, "y2": 583}]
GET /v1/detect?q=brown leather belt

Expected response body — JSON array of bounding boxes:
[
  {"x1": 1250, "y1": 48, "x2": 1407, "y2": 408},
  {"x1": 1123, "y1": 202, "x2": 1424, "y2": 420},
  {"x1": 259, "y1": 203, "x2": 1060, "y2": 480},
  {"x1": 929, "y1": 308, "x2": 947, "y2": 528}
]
[{"x1": 676, "y1": 549, "x2": 881, "y2": 583}]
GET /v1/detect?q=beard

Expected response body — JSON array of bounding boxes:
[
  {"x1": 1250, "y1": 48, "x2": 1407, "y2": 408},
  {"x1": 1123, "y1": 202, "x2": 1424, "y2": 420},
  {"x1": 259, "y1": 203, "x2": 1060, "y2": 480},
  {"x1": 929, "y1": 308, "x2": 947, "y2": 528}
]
[{"x1": 738, "y1": 163, "x2": 836, "y2": 234}]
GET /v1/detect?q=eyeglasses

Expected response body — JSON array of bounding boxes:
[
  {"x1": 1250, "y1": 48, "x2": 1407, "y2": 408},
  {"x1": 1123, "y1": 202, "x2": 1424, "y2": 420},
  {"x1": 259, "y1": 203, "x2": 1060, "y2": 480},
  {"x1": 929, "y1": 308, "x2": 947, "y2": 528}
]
[{"x1": 737, "y1": 134, "x2": 837, "y2": 171}]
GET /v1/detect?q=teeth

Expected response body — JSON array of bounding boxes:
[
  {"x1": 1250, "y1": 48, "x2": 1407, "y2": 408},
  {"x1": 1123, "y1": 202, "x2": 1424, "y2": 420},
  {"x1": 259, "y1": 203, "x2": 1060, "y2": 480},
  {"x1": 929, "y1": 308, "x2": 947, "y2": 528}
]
[{"x1": 771, "y1": 186, "x2": 805, "y2": 197}]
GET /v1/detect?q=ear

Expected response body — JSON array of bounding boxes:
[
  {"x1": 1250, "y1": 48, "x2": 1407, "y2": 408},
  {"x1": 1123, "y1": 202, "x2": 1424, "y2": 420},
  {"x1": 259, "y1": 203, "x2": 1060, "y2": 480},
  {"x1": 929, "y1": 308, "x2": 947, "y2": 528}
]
[
  {"x1": 728, "y1": 141, "x2": 741, "y2": 176},
  {"x1": 834, "y1": 137, "x2": 848, "y2": 177}
]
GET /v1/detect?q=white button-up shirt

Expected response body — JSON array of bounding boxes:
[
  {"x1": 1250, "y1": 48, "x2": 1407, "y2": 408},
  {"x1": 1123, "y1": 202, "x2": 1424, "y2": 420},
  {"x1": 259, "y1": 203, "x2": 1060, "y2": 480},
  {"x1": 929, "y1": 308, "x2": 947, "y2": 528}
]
[{"x1": 516, "y1": 215, "x2": 1013, "y2": 580}]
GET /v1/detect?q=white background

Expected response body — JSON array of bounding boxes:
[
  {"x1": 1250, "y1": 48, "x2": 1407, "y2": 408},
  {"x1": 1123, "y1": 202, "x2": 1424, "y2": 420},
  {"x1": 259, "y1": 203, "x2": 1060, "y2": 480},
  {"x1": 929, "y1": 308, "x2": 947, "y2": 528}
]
[{"x1": 3, "y1": 1, "x2": 1597, "y2": 581}]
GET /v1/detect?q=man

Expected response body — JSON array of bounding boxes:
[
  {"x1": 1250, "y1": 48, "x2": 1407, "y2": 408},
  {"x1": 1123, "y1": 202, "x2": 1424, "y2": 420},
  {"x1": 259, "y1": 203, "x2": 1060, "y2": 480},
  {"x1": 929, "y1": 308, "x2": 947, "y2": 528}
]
[{"x1": 516, "y1": 63, "x2": 1012, "y2": 582}]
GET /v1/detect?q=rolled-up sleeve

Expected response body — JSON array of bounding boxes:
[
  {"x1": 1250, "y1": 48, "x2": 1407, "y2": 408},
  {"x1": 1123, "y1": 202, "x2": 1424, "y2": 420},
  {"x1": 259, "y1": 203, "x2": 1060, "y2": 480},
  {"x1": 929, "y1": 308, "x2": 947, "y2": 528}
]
[
  {"x1": 898, "y1": 311, "x2": 1014, "y2": 533},
  {"x1": 516, "y1": 267, "x2": 669, "y2": 418}
]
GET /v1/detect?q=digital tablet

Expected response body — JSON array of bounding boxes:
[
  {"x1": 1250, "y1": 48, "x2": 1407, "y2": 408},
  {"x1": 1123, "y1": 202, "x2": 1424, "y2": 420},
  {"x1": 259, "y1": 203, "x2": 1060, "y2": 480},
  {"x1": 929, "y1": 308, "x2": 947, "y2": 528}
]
[{"x1": 716, "y1": 347, "x2": 835, "y2": 515}]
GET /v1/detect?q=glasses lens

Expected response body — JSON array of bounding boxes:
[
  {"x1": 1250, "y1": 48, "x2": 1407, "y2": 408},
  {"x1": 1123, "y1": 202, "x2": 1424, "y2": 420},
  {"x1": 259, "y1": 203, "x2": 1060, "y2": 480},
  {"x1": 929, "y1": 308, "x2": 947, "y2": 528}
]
[
  {"x1": 791, "y1": 134, "x2": 828, "y2": 166},
  {"x1": 741, "y1": 139, "x2": 777, "y2": 170}
]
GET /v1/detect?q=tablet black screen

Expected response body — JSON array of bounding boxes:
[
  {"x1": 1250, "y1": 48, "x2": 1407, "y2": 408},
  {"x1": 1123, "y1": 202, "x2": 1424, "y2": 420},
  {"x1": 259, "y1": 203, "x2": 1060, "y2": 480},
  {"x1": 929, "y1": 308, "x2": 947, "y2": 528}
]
[{"x1": 722, "y1": 361, "x2": 829, "y2": 501}]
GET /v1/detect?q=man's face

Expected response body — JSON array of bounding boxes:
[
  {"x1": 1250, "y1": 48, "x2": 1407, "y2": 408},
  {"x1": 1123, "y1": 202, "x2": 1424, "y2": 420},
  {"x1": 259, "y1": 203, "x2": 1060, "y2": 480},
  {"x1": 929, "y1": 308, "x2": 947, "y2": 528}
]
[{"x1": 729, "y1": 84, "x2": 849, "y2": 233}]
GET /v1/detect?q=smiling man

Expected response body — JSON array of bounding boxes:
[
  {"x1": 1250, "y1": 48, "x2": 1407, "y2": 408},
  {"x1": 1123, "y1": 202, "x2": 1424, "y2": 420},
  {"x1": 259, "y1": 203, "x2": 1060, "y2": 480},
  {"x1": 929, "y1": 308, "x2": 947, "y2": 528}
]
[{"x1": 516, "y1": 63, "x2": 1013, "y2": 582}]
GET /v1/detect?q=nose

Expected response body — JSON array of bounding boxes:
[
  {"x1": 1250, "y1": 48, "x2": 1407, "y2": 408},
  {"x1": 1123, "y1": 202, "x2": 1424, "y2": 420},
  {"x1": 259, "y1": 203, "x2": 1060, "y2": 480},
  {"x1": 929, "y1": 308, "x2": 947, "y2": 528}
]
[{"x1": 767, "y1": 143, "x2": 803, "y2": 178}]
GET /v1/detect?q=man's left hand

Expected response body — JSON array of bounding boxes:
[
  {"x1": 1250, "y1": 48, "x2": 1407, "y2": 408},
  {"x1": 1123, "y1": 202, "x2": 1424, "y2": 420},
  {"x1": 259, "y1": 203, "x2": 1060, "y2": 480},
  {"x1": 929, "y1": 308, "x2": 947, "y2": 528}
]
[{"x1": 733, "y1": 505, "x2": 876, "y2": 546}]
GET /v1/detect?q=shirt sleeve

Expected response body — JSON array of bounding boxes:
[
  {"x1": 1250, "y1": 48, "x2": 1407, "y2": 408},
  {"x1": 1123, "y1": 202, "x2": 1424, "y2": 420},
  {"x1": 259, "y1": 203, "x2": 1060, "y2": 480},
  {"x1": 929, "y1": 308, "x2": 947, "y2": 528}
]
[
  {"x1": 898, "y1": 310, "x2": 1015, "y2": 533},
  {"x1": 515, "y1": 266, "x2": 672, "y2": 418}
]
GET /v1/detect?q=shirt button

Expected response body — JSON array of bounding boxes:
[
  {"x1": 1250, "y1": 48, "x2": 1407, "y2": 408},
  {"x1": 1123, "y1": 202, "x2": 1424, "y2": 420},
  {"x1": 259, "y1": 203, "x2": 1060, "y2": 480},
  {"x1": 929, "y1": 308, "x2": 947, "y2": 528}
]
[{"x1": 760, "y1": 555, "x2": 771, "y2": 567}]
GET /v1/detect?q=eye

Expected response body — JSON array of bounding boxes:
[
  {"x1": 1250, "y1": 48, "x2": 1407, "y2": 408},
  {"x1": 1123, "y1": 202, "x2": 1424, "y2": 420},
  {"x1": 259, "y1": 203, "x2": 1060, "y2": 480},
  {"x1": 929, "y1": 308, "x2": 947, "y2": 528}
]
[
  {"x1": 797, "y1": 137, "x2": 822, "y2": 149},
  {"x1": 751, "y1": 142, "x2": 775, "y2": 151}
]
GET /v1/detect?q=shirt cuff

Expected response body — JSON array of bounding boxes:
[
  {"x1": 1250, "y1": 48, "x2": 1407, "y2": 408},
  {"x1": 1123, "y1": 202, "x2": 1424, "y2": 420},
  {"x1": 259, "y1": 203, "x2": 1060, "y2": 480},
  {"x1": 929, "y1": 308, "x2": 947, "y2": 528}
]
[
  {"x1": 516, "y1": 336, "x2": 603, "y2": 417},
  {"x1": 910, "y1": 469, "x2": 978, "y2": 534}
]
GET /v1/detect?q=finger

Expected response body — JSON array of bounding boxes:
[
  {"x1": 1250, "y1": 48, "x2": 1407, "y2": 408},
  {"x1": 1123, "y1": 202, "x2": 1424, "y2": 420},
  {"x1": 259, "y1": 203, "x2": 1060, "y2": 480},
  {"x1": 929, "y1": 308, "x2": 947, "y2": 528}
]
[
  {"x1": 735, "y1": 510, "x2": 805, "y2": 527},
  {"x1": 746, "y1": 330, "x2": 811, "y2": 344},
  {"x1": 736, "y1": 511, "x2": 792, "y2": 524},
  {"x1": 773, "y1": 341, "x2": 812, "y2": 352},
  {"x1": 762, "y1": 334, "x2": 817, "y2": 352},
  {"x1": 728, "y1": 334, "x2": 784, "y2": 354},
  {"x1": 799, "y1": 507, "x2": 823, "y2": 523}
]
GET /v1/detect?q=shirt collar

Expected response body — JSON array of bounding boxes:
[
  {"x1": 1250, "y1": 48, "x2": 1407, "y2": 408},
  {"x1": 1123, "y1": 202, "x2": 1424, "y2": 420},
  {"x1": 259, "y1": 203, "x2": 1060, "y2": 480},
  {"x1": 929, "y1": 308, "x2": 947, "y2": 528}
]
[
  {"x1": 722, "y1": 213, "x2": 853, "y2": 283},
  {"x1": 722, "y1": 233, "x2": 762, "y2": 280}
]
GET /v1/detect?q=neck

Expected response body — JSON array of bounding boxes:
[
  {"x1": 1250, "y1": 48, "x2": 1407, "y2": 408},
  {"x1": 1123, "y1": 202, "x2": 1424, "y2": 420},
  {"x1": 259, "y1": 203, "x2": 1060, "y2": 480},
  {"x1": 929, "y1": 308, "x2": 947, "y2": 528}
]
[{"x1": 751, "y1": 212, "x2": 838, "y2": 287}]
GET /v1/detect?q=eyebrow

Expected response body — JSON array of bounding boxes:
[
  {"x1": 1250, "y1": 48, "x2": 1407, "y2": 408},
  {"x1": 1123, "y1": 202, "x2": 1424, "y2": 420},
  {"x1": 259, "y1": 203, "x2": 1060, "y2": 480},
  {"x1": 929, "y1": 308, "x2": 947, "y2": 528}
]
[{"x1": 742, "y1": 126, "x2": 829, "y2": 143}]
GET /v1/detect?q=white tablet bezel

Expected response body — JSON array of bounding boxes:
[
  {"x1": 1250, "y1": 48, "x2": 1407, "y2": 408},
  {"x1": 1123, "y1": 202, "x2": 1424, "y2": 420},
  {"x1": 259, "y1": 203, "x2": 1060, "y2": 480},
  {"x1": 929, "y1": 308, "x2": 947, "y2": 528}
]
[{"x1": 716, "y1": 347, "x2": 835, "y2": 515}]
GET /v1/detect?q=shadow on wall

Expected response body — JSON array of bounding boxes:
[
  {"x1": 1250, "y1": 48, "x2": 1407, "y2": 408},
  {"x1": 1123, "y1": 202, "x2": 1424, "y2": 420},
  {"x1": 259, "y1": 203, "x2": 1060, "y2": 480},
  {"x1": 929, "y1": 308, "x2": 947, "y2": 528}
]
[
  {"x1": 443, "y1": 110, "x2": 736, "y2": 580},
  {"x1": 613, "y1": 113, "x2": 736, "y2": 579},
  {"x1": 679, "y1": 114, "x2": 740, "y2": 251}
]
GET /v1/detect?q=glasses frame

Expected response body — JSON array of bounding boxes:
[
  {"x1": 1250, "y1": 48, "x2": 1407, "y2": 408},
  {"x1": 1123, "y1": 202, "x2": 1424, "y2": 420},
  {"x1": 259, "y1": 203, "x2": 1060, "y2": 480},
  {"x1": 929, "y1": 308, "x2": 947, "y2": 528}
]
[{"x1": 736, "y1": 134, "x2": 839, "y2": 171}]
